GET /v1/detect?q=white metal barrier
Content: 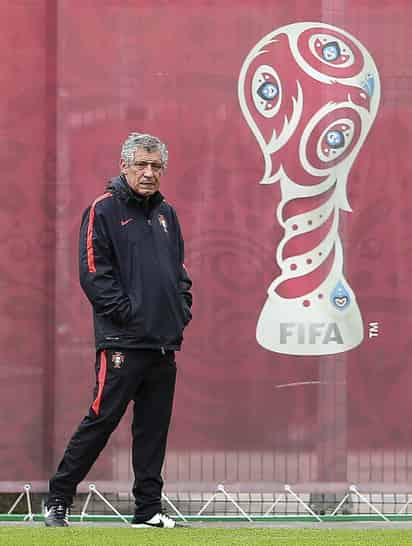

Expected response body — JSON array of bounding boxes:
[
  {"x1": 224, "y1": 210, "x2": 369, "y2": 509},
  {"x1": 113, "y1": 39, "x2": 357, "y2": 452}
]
[{"x1": 5, "y1": 482, "x2": 408, "y2": 523}]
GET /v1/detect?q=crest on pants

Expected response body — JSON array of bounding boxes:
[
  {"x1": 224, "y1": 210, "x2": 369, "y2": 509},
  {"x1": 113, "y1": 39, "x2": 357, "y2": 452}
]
[{"x1": 112, "y1": 352, "x2": 125, "y2": 368}]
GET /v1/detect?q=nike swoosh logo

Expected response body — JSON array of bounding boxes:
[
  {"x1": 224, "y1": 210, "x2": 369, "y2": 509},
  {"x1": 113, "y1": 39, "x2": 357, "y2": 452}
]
[
  {"x1": 132, "y1": 521, "x2": 164, "y2": 528},
  {"x1": 121, "y1": 218, "x2": 134, "y2": 226}
]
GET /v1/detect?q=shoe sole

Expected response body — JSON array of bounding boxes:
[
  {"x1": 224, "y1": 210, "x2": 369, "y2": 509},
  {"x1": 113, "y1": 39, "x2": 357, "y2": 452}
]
[
  {"x1": 132, "y1": 523, "x2": 187, "y2": 529},
  {"x1": 132, "y1": 522, "x2": 180, "y2": 528}
]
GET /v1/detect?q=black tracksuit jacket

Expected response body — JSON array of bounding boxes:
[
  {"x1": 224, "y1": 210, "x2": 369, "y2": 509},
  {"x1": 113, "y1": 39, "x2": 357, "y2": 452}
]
[{"x1": 79, "y1": 175, "x2": 192, "y2": 351}]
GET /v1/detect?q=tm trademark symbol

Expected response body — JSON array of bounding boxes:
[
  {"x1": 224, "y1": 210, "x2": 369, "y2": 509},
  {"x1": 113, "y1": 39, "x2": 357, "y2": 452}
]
[{"x1": 368, "y1": 322, "x2": 379, "y2": 338}]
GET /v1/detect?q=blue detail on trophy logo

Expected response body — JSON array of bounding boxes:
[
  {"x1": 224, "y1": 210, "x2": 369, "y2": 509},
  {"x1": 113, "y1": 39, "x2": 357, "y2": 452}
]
[
  {"x1": 257, "y1": 82, "x2": 279, "y2": 101},
  {"x1": 331, "y1": 281, "x2": 351, "y2": 310},
  {"x1": 326, "y1": 130, "x2": 345, "y2": 149},
  {"x1": 322, "y1": 41, "x2": 341, "y2": 62},
  {"x1": 362, "y1": 74, "x2": 375, "y2": 97}
]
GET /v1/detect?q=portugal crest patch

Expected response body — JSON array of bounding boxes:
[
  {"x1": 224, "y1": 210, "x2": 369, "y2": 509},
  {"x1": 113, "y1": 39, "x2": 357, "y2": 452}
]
[{"x1": 112, "y1": 352, "x2": 125, "y2": 368}]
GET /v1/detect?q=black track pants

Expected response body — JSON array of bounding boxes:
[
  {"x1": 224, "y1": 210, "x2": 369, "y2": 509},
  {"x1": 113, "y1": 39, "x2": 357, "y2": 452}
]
[{"x1": 48, "y1": 348, "x2": 176, "y2": 520}]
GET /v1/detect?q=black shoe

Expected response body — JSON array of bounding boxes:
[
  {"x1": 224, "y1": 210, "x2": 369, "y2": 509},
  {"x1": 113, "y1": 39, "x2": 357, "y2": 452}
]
[
  {"x1": 44, "y1": 502, "x2": 69, "y2": 527},
  {"x1": 131, "y1": 511, "x2": 181, "y2": 528}
]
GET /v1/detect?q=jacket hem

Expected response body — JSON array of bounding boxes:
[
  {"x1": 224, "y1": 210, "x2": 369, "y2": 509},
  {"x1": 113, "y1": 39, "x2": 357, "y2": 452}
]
[{"x1": 95, "y1": 341, "x2": 182, "y2": 351}]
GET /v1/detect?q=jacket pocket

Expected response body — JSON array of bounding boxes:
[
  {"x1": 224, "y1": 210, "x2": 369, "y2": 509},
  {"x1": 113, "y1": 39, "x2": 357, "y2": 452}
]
[
  {"x1": 126, "y1": 292, "x2": 143, "y2": 326},
  {"x1": 124, "y1": 242, "x2": 144, "y2": 326}
]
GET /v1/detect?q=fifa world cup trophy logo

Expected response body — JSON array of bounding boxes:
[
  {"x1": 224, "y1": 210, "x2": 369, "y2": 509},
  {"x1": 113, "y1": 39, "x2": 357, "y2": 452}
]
[{"x1": 238, "y1": 23, "x2": 380, "y2": 355}]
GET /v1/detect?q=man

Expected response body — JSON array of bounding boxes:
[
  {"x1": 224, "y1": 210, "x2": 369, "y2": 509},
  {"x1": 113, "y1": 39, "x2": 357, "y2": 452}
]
[{"x1": 45, "y1": 132, "x2": 192, "y2": 528}]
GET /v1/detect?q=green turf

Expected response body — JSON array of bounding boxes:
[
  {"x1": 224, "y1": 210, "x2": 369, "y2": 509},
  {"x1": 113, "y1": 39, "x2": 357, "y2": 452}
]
[{"x1": 2, "y1": 528, "x2": 412, "y2": 546}]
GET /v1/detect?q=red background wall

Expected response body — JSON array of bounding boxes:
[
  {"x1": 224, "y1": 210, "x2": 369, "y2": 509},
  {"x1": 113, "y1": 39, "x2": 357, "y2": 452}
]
[{"x1": 1, "y1": 0, "x2": 411, "y2": 487}]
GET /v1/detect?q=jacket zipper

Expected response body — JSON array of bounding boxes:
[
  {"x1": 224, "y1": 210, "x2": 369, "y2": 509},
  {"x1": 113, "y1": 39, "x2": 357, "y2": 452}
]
[{"x1": 140, "y1": 200, "x2": 167, "y2": 353}]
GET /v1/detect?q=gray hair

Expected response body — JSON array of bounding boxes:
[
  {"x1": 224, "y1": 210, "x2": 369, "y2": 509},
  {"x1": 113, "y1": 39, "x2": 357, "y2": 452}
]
[{"x1": 120, "y1": 132, "x2": 168, "y2": 170}]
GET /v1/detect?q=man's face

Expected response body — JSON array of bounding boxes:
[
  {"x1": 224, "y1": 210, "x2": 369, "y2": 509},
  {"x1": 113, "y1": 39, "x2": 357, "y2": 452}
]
[{"x1": 121, "y1": 147, "x2": 163, "y2": 197}]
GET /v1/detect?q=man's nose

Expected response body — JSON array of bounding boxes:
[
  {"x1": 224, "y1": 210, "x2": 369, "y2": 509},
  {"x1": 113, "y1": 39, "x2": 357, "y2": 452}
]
[{"x1": 143, "y1": 164, "x2": 154, "y2": 175}]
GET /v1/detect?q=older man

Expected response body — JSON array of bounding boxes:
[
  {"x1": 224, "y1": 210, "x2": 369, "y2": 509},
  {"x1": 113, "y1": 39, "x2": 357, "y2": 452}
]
[{"x1": 45, "y1": 133, "x2": 192, "y2": 528}]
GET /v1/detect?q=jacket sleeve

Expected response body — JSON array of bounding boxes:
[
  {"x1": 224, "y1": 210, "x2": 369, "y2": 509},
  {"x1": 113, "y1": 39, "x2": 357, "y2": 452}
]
[
  {"x1": 175, "y1": 211, "x2": 192, "y2": 325},
  {"x1": 79, "y1": 201, "x2": 132, "y2": 325}
]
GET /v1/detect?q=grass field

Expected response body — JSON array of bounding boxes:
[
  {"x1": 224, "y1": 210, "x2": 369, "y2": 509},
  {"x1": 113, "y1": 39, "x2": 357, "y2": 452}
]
[{"x1": 2, "y1": 528, "x2": 412, "y2": 546}]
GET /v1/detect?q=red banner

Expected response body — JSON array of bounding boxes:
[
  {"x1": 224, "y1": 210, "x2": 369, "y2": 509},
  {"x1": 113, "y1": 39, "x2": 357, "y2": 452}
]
[{"x1": 1, "y1": 1, "x2": 411, "y2": 487}]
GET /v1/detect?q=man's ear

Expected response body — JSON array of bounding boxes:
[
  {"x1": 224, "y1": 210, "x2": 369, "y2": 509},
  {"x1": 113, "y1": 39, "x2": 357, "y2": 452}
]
[{"x1": 120, "y1": 159, "x2": 127, "y2": 174}]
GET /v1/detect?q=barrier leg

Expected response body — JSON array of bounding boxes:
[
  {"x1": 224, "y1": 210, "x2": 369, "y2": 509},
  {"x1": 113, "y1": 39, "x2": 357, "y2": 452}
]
[
  {"x1": 330, "y1": 492, "x2": 351, "y2": 516},
  {"x1": 349, "y1": 485, "x2": 389, "y2": 522},
  {"x1": 7, "y1": 484, "x2": 33, "y2": 522},
  {"x1": 197, "y1": 484, "x2": 252, "y2": 521},
  {"x1": 263, "y1": 493, "x2": 284, "y2": 516},
  {"x1": 284, "y1": 484, "x2": 322, "y2": 522},
  {"x1": 398, "y1": 495, "x2": 412, "y2": 515},
  {"x1": 162, "y1": 492, "x2": 188, "y2": 522},
  {"x1": 80, "y1": 483, "x2": 129, "y2": 525}
]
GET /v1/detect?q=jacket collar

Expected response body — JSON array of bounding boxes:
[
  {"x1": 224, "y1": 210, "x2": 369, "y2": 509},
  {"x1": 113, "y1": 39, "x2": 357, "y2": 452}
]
[{"x1": 106, "y1": 175, "x2": 164, "y2": 209}]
